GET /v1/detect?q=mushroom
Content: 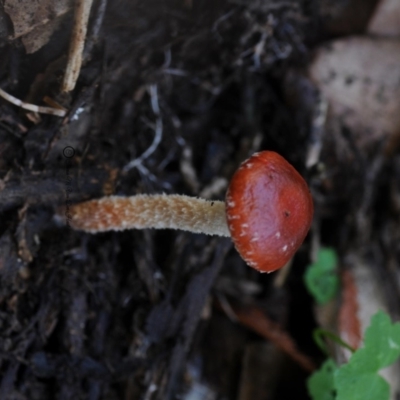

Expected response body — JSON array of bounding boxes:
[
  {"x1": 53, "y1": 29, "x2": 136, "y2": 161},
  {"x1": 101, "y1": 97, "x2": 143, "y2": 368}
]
[{"x1": 68, "y1": 151, "x2": 313, "y2": 273}]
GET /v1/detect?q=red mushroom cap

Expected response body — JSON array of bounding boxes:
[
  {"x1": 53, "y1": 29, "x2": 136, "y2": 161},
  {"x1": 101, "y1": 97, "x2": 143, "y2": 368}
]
[{"x1": 225, "y1": 151, "x2": 313, "y2": 273}]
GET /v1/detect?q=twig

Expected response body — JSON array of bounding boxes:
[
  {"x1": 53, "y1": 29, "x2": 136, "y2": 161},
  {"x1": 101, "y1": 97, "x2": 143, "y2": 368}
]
[
  {"x1": 273, "y1": 258, "x2": 293, "y2": 288},
  {"x1": 84, "y1": 0, "x2": 108, "y2": 60},
  {"x1": 0, "y1": 88, "x2": 66, "y2": 117},
  {"x1": 62, "y1": 0, "x2": 94, "y2": 92},
  {"x1": 229, "y1": 303, "x2": 316, "y2": 372}
]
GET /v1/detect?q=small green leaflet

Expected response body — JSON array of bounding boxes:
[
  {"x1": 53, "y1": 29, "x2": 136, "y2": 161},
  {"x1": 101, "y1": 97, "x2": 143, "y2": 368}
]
[
  {"x1": 335, "y1": 365, "x2": 389, "y2": 400},
  {"x1": 304, "y1": 247, "x2": 339, "y2": 304},
  {"x1": 335, "y1": 311, "x2": 400, "y2": 400},
  {"x1": 308, "y1": 311, "x2": 400, "y2": 400},
  {"x1": 307, "y1": 359, "x2": 337, "y2": 400}
]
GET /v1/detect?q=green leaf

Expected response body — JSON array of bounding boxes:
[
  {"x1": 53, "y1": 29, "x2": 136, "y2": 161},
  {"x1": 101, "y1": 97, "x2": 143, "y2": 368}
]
[
  {"x1": 363, "y1": 311, "x2": 400, "y2": 369},
  {"x1": 304, "y1": 248, "x2": 339, "y2": 304},
  {"x1": 334, "y1": 311, "x2": 400, "y2": 400},
  {"x1": 307, "y1": 359, "x2": 337, "y2": 400},
  {"x1": 335, "y1": 369, "x2": 389, "y2": 400}
]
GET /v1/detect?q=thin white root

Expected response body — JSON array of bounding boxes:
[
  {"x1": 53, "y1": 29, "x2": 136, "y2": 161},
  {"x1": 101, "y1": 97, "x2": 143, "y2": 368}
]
[
  {"x1": 68, "y1": 194, "x2": 231, "y2": 237},
  {"x1": 0, "y1": 88, "x2": 67, "y2": 117},
  {"x1": 62, "y1": 0, "x2": 94, "y2": 92},
  {"x1": 123, "y1": 85, "x2": 163, "y2": 172}
]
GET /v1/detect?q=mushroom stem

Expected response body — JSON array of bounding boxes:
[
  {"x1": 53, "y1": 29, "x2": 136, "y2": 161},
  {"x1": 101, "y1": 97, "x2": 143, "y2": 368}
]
[
  {"x1": 69, "y1": 194, "x2": 230, "y2": 236},
  {"x1": 65, "y1": 151, "x2": 313, "y2": 273}
]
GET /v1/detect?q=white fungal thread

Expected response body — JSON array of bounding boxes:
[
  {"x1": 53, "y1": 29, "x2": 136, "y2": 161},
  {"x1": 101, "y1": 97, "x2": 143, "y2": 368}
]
[
  {"x1": 275, "y1": 232, "x2": 281, "y2": 238},
  {"x1": 282, "y1": 245, "x2": 288, "y2": 252}
]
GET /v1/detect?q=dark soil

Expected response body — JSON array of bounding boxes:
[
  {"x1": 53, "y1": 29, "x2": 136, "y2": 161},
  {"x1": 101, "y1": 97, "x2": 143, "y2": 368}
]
[{"x1": 1, "y1": 1, "x2": 400, "y2": 399}]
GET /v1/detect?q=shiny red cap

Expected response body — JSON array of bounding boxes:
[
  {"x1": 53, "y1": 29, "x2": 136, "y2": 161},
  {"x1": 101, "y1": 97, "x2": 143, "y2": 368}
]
[{"x1": 225, "y1": 151, "x2": 313, "y2": 273}]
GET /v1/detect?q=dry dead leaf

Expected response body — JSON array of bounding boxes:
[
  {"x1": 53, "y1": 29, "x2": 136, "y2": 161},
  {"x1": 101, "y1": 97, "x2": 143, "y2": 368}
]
[
  {"x1": 21, "y1": 18, "x2": 64, "y2": 54},
  {"x1": 338, "y1": 269, "x2": 362, "y2": 350},
  {"x1": 4, "y1": 0, "x2": 73, "y2": 53},
  {"x1": 309, "y1": 37, "x2": 400, "y2": 150},
  {"x1": 368, "y1": 0, "x2": 400, "y2": 37}
]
